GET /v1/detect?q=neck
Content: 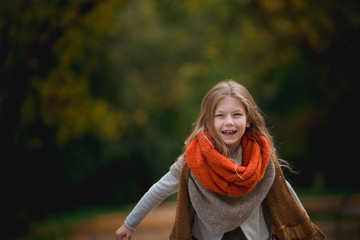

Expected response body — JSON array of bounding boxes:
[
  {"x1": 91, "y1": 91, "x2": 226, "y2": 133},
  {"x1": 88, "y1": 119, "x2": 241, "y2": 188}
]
[
  {"x1": 229, "y1": 144, "x2": 243, "y2": 165},
  {"x1": 228, "y1": 143, "x2": 241, "y2": 156}
]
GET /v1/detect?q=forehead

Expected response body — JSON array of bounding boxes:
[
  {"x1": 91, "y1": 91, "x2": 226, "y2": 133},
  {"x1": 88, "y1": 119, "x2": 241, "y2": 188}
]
[{"x1": 215, "y1": 96, "x2": 245, "y2": 111}]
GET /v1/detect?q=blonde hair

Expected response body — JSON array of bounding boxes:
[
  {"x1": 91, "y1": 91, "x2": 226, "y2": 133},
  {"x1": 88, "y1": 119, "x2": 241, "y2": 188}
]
[{"x1": 184, "y1": 80, "x2": 292, "y2": 170}]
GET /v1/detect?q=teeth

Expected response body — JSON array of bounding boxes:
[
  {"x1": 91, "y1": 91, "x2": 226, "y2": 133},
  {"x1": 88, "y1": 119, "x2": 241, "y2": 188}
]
[{"x1": 223, "y1": 130, "x2": 237, "y2": 134}]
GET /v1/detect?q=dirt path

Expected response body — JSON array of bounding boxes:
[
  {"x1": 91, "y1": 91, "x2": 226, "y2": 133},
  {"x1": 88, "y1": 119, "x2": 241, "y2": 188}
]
[{"x1": 69, "y1": 202, "x2": 176, "y2": 240}]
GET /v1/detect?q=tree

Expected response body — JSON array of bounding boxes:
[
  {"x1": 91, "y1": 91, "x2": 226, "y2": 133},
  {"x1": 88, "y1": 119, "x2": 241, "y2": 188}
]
[{"x1": 1, "y1": 0, "x2": 359, "y2": 238}]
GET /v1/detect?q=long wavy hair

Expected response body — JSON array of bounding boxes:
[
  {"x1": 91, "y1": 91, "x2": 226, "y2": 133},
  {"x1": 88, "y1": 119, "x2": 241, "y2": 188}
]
[{"x1": 184, "y1": 80, "x2": 291, "y2": 169}]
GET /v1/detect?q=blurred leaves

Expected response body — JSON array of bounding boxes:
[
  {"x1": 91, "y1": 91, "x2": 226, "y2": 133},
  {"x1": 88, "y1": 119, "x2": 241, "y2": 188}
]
[{"x1": 1, "y1": 0, "x2": 359, "y2": 237}]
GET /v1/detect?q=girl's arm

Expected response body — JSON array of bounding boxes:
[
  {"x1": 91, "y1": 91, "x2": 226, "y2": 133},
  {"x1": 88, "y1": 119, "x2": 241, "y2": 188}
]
[
  {"x1": 116, "y1": 171, "x2": 179, "y2": 237},
  {"x1": 286, "y1": 180, "x2": 309, "y2": 217}
]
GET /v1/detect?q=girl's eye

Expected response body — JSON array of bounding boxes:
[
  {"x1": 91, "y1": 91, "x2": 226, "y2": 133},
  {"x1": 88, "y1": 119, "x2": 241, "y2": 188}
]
[
  {"x1": 215, "y1": 114, "x2": 224, "y2": 117},
  {"x1": 234, "y1": 113, "x2": 242, "y2": 117}
]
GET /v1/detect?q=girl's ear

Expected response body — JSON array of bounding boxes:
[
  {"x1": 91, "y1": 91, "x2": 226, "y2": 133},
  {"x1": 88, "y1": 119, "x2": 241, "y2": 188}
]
[{"x1": 246, "y1": 121, "x2": 251, "y2": 128}]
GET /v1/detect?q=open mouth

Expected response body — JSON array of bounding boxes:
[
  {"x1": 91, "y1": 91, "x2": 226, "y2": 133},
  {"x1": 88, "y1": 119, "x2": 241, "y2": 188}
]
[{"x1": 222, "y1": 130, "x2": 237, "y2": 136}]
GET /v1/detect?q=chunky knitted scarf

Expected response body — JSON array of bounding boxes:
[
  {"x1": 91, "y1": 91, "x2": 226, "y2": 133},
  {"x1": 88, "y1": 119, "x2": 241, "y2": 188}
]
[
  {"x1": 170, "y1": 131, "x2": 326, "y2": 240},
  {"x1": 186, "y1": 131, "x2": 270, "y2": 197},
  {"x1": 170, "y1": 154, "x2": 275, "y2": 234}
]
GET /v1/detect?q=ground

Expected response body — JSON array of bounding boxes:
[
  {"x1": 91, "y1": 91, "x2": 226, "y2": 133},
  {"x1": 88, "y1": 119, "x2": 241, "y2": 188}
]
[
  {"x1": 67, "y1": 194, "x2": 360, "y2": 240},
  {"x1": 22, "y1": 194, "x2": 360, "y2": 240},
  {"x1": 69, "y1": 202, "x2": 176, "y2": 240}
]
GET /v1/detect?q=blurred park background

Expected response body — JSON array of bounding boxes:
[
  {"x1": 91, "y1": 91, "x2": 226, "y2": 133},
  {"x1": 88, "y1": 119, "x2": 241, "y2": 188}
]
[{"x1": 1, "y1": 0, "x2": 360, "y2": 239}]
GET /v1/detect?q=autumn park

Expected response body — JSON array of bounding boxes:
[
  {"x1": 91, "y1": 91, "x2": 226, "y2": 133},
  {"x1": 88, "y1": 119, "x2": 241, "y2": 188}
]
[{"x1": 1, "y1": 0, "x2": 359, "y2": 239}]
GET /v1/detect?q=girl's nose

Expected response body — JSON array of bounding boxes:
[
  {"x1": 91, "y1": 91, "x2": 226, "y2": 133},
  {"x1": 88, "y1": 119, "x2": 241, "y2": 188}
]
[{"x1": 225, "y1": 116, "x2": 234, "y2": 126}]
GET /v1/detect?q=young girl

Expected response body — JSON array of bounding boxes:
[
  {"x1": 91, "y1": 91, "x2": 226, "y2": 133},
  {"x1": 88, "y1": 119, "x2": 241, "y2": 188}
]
[{"x1": 115, "y1": 80, "x2": 325, "y2": 240}]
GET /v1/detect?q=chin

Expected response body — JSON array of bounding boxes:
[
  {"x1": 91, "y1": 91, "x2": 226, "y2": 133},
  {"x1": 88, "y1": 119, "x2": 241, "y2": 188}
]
[{"x1": 224, "y1": 140, "x2": 240, "y2": 147}]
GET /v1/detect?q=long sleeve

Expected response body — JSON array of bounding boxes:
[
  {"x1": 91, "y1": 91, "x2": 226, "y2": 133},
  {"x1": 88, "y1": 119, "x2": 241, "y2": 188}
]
[
  {"x1": 124, "y1": 171, "x2": 179, "y2": 230},
  {"x1": 286, "y1": 180, "x2": 308, "y2": 217}
]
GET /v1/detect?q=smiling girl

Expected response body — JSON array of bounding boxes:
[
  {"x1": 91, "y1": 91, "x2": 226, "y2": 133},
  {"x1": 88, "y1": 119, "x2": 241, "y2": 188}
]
[{"x1": 115, "y1": 80, "x2": 325, "y2": 240}]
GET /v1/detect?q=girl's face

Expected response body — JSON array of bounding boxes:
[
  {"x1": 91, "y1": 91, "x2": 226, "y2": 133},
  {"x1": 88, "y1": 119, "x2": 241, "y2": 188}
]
[{"x1": 213, "y1": 96, "x2": 249, "y2": 154}]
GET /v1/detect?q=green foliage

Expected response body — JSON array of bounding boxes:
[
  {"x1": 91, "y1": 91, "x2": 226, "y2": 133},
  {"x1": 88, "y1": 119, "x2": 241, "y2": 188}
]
[{"x1": 1, "y1": 0, "x2": 359, "y2": 237}]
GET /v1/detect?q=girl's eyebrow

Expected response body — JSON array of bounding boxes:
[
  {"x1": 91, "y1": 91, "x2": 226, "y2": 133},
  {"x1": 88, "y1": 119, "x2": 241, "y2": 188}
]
[{"x1": 235, "y1": 109, "x2": 246, "y2": 113}]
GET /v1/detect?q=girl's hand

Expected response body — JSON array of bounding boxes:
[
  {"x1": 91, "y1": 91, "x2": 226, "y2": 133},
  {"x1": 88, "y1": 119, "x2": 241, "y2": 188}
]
[{"x1": 115, "y1": 224, "x2": 133, "y2": 240}]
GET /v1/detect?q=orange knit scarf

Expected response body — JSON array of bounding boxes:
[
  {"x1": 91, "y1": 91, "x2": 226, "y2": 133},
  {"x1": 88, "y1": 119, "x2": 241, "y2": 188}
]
[{"x1": 185, "y1": 131, "x2": 270, "y2": 197}]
